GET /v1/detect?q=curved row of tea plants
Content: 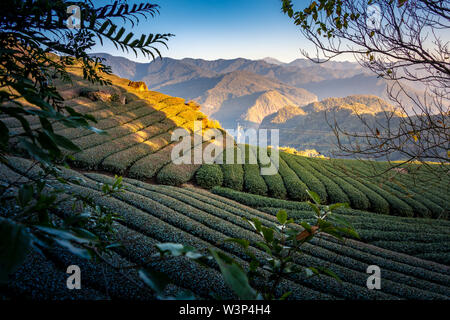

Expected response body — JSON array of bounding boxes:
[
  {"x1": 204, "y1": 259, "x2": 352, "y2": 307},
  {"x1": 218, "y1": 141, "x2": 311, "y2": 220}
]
[
  {"x1": 194, "y1": 147, "x2": 447, "y2": 219},
  {"x1": 211, "y1": 187, "x2": 450, "y2": 265}
]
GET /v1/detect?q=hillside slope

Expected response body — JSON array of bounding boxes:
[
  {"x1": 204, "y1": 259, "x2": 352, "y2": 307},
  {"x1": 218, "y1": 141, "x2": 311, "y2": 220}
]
[
  {"x1": 2, "y1": 64, "x2": 449, "y2": 300},
  {"x1": 196, "y1": 143, "x2": 448, "y2": 220}
]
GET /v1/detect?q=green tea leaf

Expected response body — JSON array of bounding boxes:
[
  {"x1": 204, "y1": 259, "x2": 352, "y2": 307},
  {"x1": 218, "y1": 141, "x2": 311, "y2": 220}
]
[
  {"x1": 224, "y1": 238, "x2": 249, "y2": 249},
  {"x1": 210, "y1": 249, "x2": 258, "y2": 300},
  {"x1": 276, "y1": 209, "x2": 288, "y2": 224},
  {"x1": 306, "y1": 189, "x2": 321, "y2": 204}
]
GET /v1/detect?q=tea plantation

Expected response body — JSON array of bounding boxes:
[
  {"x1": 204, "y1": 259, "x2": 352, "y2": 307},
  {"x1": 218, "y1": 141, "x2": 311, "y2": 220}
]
[
  {"x1": 4, "y1": 67, "x2": 446, "y2": 220},
  {"x1": 1, "y1": 157, "x2": 449, "y2": 300},
  {"x1": 1, "y1": 68, "x2": 449, "y2": 300},
  {"x1": 198, "y1": 150, "x2": 449, "y2": 220}
]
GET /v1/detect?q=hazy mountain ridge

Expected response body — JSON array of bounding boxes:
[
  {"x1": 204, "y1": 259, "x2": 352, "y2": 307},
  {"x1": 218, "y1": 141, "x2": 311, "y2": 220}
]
[
  {"x1": 301, "y1": 73, "x2": 387, "y2": 100},
  {"x1": 96, "y1": 53, "x2": 372, "y2": 96},
  {"x1": 96, "y1": 53, "x2": 217, "y2": 89},
  {"x1": 194, "y1": 70, "x2": 317, "y2": 128},
  {"x1": 96, "y1": 53, "x2": 320, "y2": 128},
  {"x1": 181, "y1": 56, "x2": 364, "y2": 86}
]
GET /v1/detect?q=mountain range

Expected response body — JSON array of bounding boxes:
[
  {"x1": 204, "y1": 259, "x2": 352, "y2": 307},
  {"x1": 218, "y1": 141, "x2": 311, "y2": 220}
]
[
  {"x1": 94, "y1": 53, "x2": 420, "y2": 156},
  {"x1": 95, "y1": 53, "x2": 390, "y2": 127}
]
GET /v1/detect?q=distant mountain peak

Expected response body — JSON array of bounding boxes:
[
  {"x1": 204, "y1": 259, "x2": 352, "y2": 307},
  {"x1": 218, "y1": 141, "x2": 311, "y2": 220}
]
[
  {"x1": 261, "y1": 57, "x2": 284, "y2": 65},
  {"x1": 261, "y1": 94, "x2": 396, "y2": 128},
  {"x1": 304, "y1": 95, "x2": 396, "y2": 115}
]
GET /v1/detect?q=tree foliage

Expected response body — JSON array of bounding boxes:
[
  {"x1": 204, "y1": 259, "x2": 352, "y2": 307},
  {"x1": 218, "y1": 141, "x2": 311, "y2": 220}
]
[{"x1": 0, "y1": 0, "x2": 172, "y2": 282}]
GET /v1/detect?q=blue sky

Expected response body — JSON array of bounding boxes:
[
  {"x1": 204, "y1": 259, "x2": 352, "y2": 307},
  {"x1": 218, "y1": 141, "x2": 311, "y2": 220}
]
[{"x1": 91, "y1": 0, "x2": 316, "y2": 63}]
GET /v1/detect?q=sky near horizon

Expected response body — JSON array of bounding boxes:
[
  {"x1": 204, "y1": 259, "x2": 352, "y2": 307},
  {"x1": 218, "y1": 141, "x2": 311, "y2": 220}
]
[{"x1": 91, "y1": 0, "x2": 320, "y2": 63}]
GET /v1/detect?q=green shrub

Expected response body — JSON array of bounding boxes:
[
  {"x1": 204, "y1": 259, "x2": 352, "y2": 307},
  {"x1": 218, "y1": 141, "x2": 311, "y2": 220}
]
[
  {"x1": 69, "y1": 105, "x2": 156, "y2": 140},
  {"x1": 157, "y1": 163, "x2": 201, "y2": 186},
  {"x1": 300, "y1": 160, "x2": 349, "y2": 204},
  {"x1": 97, "y1": 179, "x2": 389, "y2": 300},
  {"x1": 371, "y1": 241, "x2": 450, "y2": 255},
  {"x1": 211, "y1": 187, "x2": 312, "y2": 211},
  {"x1": 243, "y1": 164, "x2": 268, "y2": 196},
  {"x1": 221, "y1": 164, "x2": 244, "y2": 191},
  {"x1": 196, "y1": 164, "x2": 224, "y2": 189},
  {"x1": 220, "y1": 147, "x2": 245, "y2": 191},
  {"x1": 6, "y1": 160, "x2": 450, "y2": 299},
  {"x1": 75, "y1": 118, "x2": 174, "y2": 170},
  {"x1": 262, "y1": 172, "x2": 287, "y2": 199},
  {"x1": 101, "y1": 131, "x2": 175, "y2": 173},
  {"x1": 406, "y1": 190, "x2": 446, "y2": 219},
  {"x1": 322, "y1": 163, "x2": 390, "y2": 214},
  {"x1": 358, "y1": 230, "x2": 449, "y2": 243},
  {"x1": 240, "y1": 145, "x2": 267, "y2": 196},
  {"x1": 415, "y1": 253, "x2": 450, "y2": 266},
  {"x1": 278, "y1": 158, "x2": 309, "y2": 201},
  {"x1": 352, "y1": 179, "x2": 413, "y2": 217},
  {"x1": 305, "y1": 160, "x2": 369, "y2": 211},
  {"x1": 10, "y1": 99, "x2": 149, "y2": 140},
  {"x1": 381, "y1": 181, "x2": 433, "y2": 218},
  {"x1": 328, "y1": 177, "x2": 369, "y2": 211},
  {"x1": 256, "y1": 147, "x2": 287, "y2": 199}
]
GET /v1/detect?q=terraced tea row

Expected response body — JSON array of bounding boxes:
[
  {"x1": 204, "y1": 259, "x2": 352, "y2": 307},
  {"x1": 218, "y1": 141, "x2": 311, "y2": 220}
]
[
  {"x1": 211, "y1": 187, "x2": 450, "y2": 265},
  {"x1": 195, "y1": 145, "x2": 448, "y2": 219}
]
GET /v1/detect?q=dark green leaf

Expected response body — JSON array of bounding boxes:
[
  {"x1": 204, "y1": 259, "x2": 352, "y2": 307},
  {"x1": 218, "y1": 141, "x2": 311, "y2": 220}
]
[
  {"x1": 46, "y1": 131, "x2": 81, "y2": 152},
  {"x1": 261, "y1": 227, "x2": 274, "y2": 243},
  {"x1": 318, "y1": 267, "x2": 342, "y2": 283},
  {"x1": 210, "y1": 249, "x2": 258, "y2": 300},
  {"x1": 307, "y1": 201, "x2": 321, "y2": 216},
  {"x1": 0, "y1": 218, "x2": 31, "y2": 283},
  {"x1": 306, "y1": 189, "x2": 321, "y2": 204},
  {"x1": 155, "y1": 243, "x2": 203, "y2": 260},
  {"x1": 328, "y1": 203, "x2": 350, "y2": 211},
  {"x1": 255, "y1": 241, "x2": 272, "y2": 254},
  {"x1": 54, "y1": 239, "x2": 92, "y2": 260},
  {"x1": 139, "y1": 267, "x2": 170, "y2": 294},
  {"x1": 34, "y1": 226, "x2": 93, "y2": 244}
]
